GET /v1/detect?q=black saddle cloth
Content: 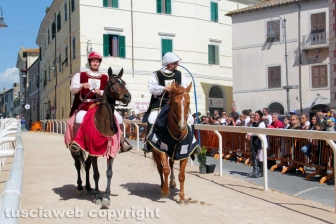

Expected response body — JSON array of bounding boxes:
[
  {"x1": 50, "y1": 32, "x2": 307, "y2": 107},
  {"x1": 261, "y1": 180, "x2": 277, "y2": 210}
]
[{"x1": 147, "y1": 105, "x2": 199, "y2": 161}]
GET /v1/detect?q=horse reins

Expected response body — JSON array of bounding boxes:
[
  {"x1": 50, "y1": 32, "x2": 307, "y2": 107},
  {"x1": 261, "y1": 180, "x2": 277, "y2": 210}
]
[
  {"x1": 98, "y1": 78, "x2": 130, "y2": 132},
  {"x1": 170, "y1": 91, "x2": 190, "y2": 131}
]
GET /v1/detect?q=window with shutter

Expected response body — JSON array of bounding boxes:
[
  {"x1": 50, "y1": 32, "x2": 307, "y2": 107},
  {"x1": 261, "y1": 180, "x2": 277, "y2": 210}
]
[
  {"x1": 103, "y1": 0, "x2": 108, "y2": 7},
  {"x1": 103, "y1": 34, "x2": 109, "y2": 57},
  {"x1": 208, "y1": 45, "x2": 219, "y2": 65},
  {"x1": 103, "y1": 34, "x2": 126, "y2": 58},
  {"x1": 72, "y1": 38, "x2": 76, "y2": 59},
  {"x1": 211, "y1": 2, "x2": 218, "y2": 22},
  {"x1": 268, "y1": 66, "x2": 281, "y2": 88},
  {"x1": 157, "y1": 0, "x2": 171, "y2": 14},
  {"x1": 71, "y1": 0, "x2": 75, "y2": 12},
  {"x1": 161, "y1": 39, "x2": 173, "y2": 58},
  {"x1": 44, "y1": 71, "x2": 47, "y2": 88},
  {"x1": 39, "y1": 47, "x2": 42, "y2": 61},
  {"x1": 58, "y1": 54, "x2": 62, "y2": 72},
  {"x1": 52, "y1": 22, "x2": 56, "y2": 39},
  {"x1": 310, "y1": 12, "x2": 326, "y2": 32},
  {"x1": 208, "y1": 45, "x2": 213, "y2": 64},
  {"x1": 57, "y1": 13, "x2": 61, "y2": 32},
  {"x1": 157, "y1": 0, "x2": 162, "y2": 13},
  {"x1": 312, "y1": 65, "x2": 328, "y2": 88},
  {"x1": 64, "y1": 3, "x2": 67, "y2": 21},
  {"x1": 267, "y1": 20, "x2": 280, "y2": 42},
  {"x1": 65, "y1": 46, "x2": 68, "y2": 66},
  {"x1": 311, "y1": 13, "x2": 318, "y2": 32},
  {"x1": 118, "y1": 36, "x2": 126, "y2": 58},
  {"x1": 48, "y1": 66, "x2": 51, "y2": 81},
  {"x1": 48, "y1": 30, "x2": 50, "y2": 44},
  {"x1": 112, "y1": 0, "x2": 119, "y2": 8},
  {"x1": 165, "y1": 0, "x2": 171, "y2": 14}
]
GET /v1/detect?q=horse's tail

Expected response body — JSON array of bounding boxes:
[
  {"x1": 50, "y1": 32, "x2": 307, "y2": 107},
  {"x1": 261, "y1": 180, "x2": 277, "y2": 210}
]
[
  {"x1": 71, "y1": 149, "x2": 87, "y2": 172},
  {"x1": 78, "y1": 150, "x2": 87, "y2": 172}
]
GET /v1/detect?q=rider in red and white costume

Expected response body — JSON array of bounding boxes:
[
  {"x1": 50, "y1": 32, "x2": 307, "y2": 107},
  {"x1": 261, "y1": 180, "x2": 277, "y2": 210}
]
[
  {"x1": 69, "y1": 52, "x2": 124, "y2": 153},
  {"x1": 69, "y1": 52, "x2": 123, "y2": 124}
]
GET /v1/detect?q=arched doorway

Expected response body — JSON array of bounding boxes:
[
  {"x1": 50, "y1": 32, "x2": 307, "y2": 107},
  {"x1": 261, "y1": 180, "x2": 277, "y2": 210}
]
[
  {"x1": 269, "y1": 102, "x2": 284, "y2": 115},
  {"x1": 310, "y1": 104, "x2": 328, "y2": 118},
  {"x1": 208, "y1": 85, "x2": 225, "y2": 115}
]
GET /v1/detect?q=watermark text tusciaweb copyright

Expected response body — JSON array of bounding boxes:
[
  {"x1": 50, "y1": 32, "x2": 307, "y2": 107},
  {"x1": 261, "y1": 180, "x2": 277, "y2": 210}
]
[{"x1": 4, "y1": 207, "x2": 160, "y2": 221}]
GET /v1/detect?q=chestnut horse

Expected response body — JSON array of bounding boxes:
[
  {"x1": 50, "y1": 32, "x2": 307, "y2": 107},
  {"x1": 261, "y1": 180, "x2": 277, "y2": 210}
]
[
  {"x1": 151, "y1": 81, "x2": 193, "y2": 204},
  {"x1": 72, "y1": 67, "x2": 131, "y2": 207}
]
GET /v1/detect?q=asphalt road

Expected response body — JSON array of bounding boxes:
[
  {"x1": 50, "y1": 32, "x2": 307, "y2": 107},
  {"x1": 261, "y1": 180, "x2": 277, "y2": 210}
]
[{"x1": 127, "y1": 139, "x2": 335, "y2": 207}]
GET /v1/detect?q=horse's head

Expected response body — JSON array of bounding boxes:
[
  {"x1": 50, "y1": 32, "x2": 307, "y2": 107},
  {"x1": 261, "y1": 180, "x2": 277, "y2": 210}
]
[
  {"x1": 167, "y1": 81, "x2": 192, "y2": 131},
  {"x1": 106, "y1": 67, "x2": 131, "y2": 105}
]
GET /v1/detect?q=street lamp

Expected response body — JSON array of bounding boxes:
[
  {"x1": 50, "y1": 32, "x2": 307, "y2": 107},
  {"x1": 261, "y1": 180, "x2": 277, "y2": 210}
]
[
  {"x1": 267, "y1": 16, "x2": 291, "y2": 114},
  {"x1": 86, "y1": 40, "x2": 93, "y2": 68},
  {"x1": 87, "y1": 40, "x2": 93, "y2": 54},
  {"x1": 0, "y1": 7, "x2": 7, "y2": 28}
]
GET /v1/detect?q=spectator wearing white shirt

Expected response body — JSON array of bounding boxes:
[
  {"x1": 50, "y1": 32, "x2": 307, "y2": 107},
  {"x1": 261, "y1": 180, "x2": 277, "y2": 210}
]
[{"x1": 262, "y1": 108, "x2": 272, "y2": 125}]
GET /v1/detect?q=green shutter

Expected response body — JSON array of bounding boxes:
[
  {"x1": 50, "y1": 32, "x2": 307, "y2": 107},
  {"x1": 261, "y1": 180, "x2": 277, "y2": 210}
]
[
  {"x1": 208, "y1": 45, "x2": 213, "y2": 64},
  {"x1": 103, "y1": 34, "x2": 109, "y2": 57},
  {"x1": 103, "y1": 0, "x2": 108, "y2": 7},
  {"x1": 118, "y1": 36, "x2": 126, "y2": 58},
  {"x1": 161, "y1": 39, "x2": 172, "y2": 58},
  {"x1": 166, "y1": 0, "x2": 171, "y2": 14},
  {"x1": 211, "y1": 2, "x2": 218, "y2": 22},
  {"x1": 157, "y1": 0, "x2": 162, "y2": 13},
  {"x1": 112, "y1": 0, "x2": 119, "y2": 8},
  {"x1": 214, "y1": 45, "x2": 219, "y2": 65}
]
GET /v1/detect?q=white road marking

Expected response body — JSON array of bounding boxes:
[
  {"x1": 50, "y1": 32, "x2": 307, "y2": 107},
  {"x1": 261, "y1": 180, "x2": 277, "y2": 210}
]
[{"x1": 293, "y1": 187, "x2": 333, "y2": 197}]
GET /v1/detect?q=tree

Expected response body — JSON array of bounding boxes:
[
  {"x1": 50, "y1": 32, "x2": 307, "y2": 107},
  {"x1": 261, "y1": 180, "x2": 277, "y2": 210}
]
[{"x1": 45, "y1": 6, "x2": 50, "y2": 14}]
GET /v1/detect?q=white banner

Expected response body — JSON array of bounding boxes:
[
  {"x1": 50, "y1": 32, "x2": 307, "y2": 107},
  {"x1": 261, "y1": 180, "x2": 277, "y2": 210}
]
[
  {"x1": 134, "y1": 101, "x2": 150, "y2": 113},
  {"x1": 209, "y1": 98, "x2": 224, "y2": 108}
]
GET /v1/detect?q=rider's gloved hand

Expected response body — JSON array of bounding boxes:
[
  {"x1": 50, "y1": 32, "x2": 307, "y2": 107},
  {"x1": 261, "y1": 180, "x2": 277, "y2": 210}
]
[{"x1": 82, "y1": 83, "x2": 91, "y2": 89}]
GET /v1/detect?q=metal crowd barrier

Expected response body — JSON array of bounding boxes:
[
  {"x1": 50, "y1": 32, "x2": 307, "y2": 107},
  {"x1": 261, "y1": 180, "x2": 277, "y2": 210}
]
[
  {"x1": 193, "y1": 124, "x2": 336, "y2": 213},
  {"x1": 0, "y1": 118, "x2": 22, "y2": 223}
]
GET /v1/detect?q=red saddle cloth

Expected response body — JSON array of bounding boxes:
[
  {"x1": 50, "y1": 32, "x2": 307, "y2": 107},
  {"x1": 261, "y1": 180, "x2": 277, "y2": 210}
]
[{"x1": 73, "y1": 106, "x2": 121, "y2": 158}]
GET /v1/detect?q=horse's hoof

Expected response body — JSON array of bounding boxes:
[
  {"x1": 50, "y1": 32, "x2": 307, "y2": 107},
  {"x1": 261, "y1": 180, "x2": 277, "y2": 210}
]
[
  {"x1": 169, "y1": 180, "x2": 176, "y2": 189},
  {"x1": 77, "y1": 190, "x2": 84, "y2": 195},
  {"x1": 95, "y1": 199, "x2": 102, "y2": 205},
  {"x1": 179, "y1": 200, "x2": 187, "y2": 205},
  {"x1": 102, "y1": 198, "x2": 110, "y2": 207},
  {"x1": 87, "y1": 190, "x2": 94, "y2": 195},
  {"x1": 161, "y1": 190, "x2": 170, "y2": 198}
]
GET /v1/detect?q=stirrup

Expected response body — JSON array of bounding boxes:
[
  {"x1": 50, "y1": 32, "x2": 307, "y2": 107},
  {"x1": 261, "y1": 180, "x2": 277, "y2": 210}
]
[{"x1": 142, "y1": 142, "x2": 151, "y2": 152}]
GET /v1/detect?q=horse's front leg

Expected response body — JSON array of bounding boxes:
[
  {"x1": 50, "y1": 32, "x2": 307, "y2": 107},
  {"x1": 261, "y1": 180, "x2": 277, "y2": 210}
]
[
  {"x1": 91, "y1": 156, "x2": 102, "y2": 205},
  {"x1": 102, "y1": 157, "x2": 114, "y2": 207},
  {"x1": 85, "y1": 157, "x2": 93, "y2": 194},
  {"x1": 153, "y1": 151, "x2": 164, "y2": 188},
  {"x1": 71, "y1": 153, "x2": 83, "y2": 194},
  {"x1": 169, "y1": 158, "x2": 176, "y2": 189},
  {"x1": 179, "y1": 159, "x2": 188, "y2": 205},
  {"x1": 160, "y1": 153, "x2": 170, "y2": 198}
]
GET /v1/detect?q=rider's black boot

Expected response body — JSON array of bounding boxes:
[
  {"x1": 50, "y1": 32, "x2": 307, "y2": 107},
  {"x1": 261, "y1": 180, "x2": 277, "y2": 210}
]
[
  {"x1": 258, "y1": 161, "x2": 263, "y2": 178},
  {"x1": 142, "y1": 123, "x2": 153, "y2": 152}
]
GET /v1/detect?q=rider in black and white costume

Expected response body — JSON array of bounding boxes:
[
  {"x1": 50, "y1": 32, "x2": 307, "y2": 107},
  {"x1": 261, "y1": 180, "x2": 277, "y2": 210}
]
[{"x1": 142, "y1": 52, "x2": 194, "y2": 152}]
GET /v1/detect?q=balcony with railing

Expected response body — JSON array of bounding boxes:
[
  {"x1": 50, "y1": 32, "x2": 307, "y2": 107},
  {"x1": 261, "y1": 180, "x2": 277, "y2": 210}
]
[{"x1": 301, "y1": 32, "x2": 329, "y2": 50}]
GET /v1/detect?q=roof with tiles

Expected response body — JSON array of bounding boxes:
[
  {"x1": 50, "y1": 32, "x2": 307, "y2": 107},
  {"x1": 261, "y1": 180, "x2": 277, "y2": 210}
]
[{"x1": 226, "y1": 0, "x2": 314, "y2": 16}]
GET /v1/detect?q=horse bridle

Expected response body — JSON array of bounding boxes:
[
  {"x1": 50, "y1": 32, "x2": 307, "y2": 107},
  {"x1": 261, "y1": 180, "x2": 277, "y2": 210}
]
[
  {"x1": 170, "y1": 91, "x2": 190, "y2": 131},
  {"x1": 98, "y1": 77, "x2": 130, "y2": 133}
]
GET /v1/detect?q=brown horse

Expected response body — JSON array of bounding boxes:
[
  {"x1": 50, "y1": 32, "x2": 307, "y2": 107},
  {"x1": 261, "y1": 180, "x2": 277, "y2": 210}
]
[
  {"x1": 71, "y1": 67, "x2": 131, "y2": 207},
  {"x1": 151, "y1": 81, "x2": 192, "y2": 204}
]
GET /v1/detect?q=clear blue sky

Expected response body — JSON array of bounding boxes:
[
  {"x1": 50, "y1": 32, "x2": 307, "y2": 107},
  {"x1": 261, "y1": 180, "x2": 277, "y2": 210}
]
[{"x1": 0, "y1": 0, "x2": 52, "y2": 90}]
